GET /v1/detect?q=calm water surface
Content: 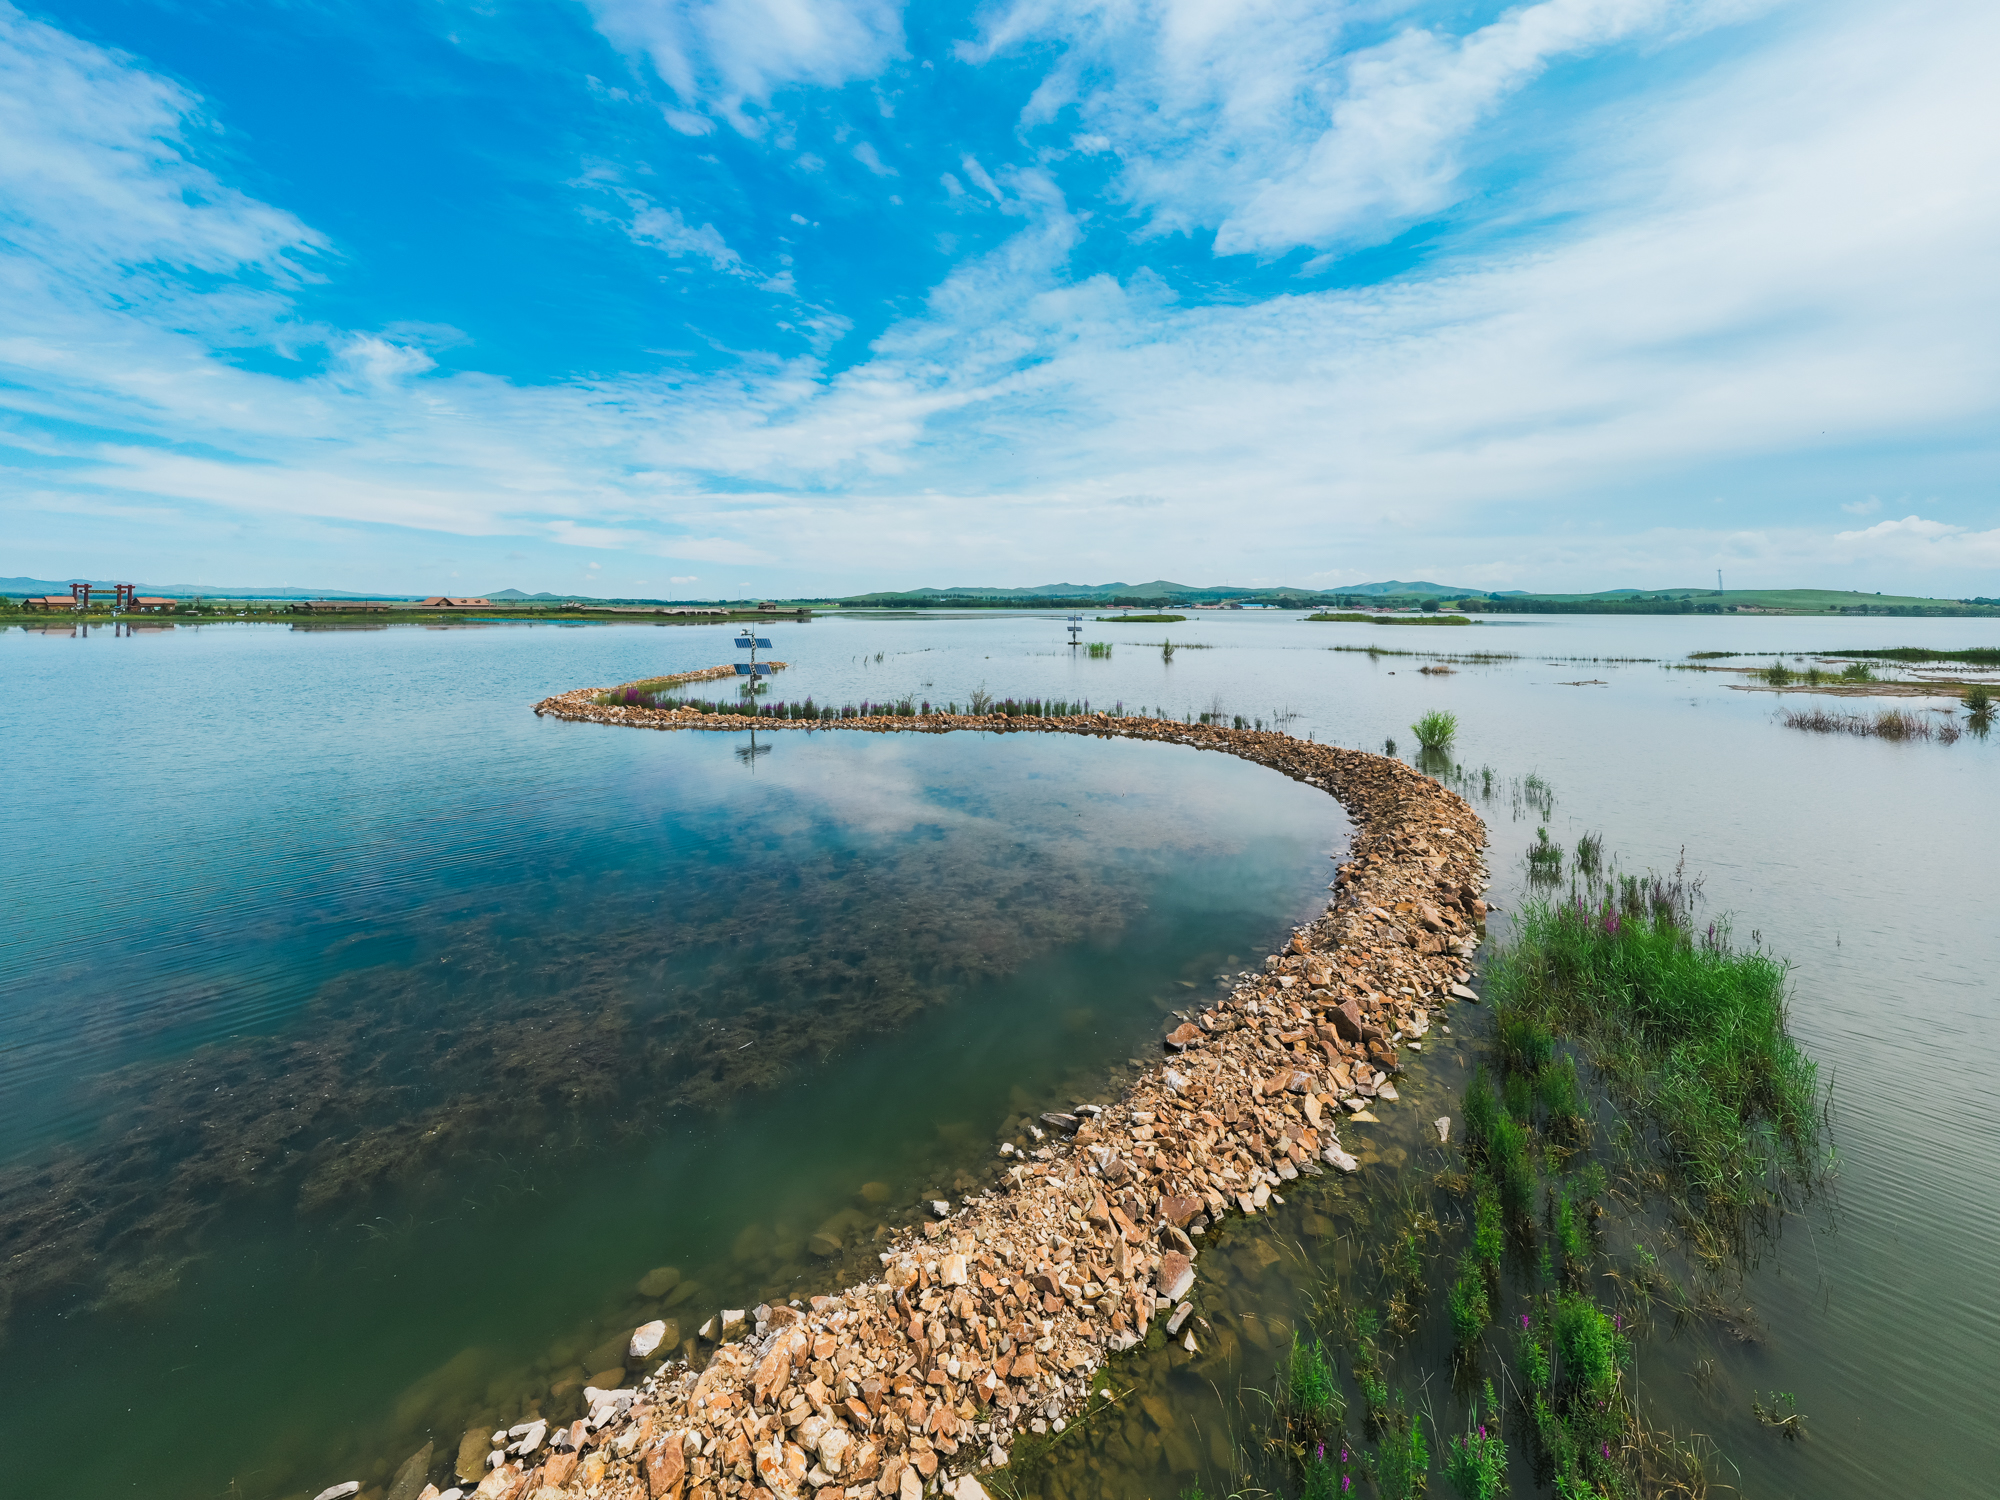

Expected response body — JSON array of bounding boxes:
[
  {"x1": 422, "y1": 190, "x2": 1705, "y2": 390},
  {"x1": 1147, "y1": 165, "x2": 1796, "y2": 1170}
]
[{"x1": 4, "y1": 611, "x2": 1996, "y2": 1499}]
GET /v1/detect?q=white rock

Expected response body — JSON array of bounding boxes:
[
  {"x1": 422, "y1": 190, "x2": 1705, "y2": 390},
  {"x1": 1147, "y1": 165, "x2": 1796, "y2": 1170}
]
[
  {"x1": 819, "y1": 1425, "x2": 851, "y2": 1473},
  {"x1": 1435, "y1": 1117, "x2": 1452, "y2": 1143},
  {"x1": 931, "y1": 1200, "x2": 952, "y2": 1218},
  {"x1": 311, "y1": 1485, "x2": 360, "y2": 1500},
  {"x1": 630, "y1": 1319, "x2": 668, "y2": 1357},
  {"x1": 1322, "y1": 1143, "x2": 1360, "y2": 1173}
]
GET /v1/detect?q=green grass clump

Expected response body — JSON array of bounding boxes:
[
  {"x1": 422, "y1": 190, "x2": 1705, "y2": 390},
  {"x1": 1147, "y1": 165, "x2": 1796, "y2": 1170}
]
[
  {"x1": 1310, "y1": 612, "x2": 1472, "y2": 625},
  {"x1": 1536, "y1": 1054, "x2": 1590, "y2": 1143},
  {"x1": 1758, "y1": 662, "x2": 1795, "y2": 685},
  {"x1": 1285, "y1": 1333, "x2": 1343, "y2": 1441},
  {"x1": 1837, "y1": 661, "x2": 1876, "y2": 682},
  {"x1": 1375, "y1": 1397, "x2": 1430, "y2": 1499},
  {"x1": 1526, "y1": 826, "x2": 1562, "y2": 875},
  {"x1": 1471, "y1": 1184, "x2": 1504, "y2": 1276},
  {"x1": 1487, "y1": 882, "x2": 1823, "y2": 1240},
  {"x1": 1098, "y1": 613, "x2": 1184, "y2": 622},
  {"x1": 1445, "y1": 1383, "x2": 1508, "y2": 1500},
  {"x1": 1965, "y1": 683, "x2": 1993, "y2": 713},
  {"x1": 1412, "y1": 709, "x2": 1459, "y2": 750},
  {"x1": 1447, "y1": 1253, "x2": 1490, "y2": 1344},
  {"x1": 1085, "y1": 641, "x2": 1112, "y2": 658},
  {"x1": 1484, "y1": 1112, "x2": 1536, "y2": 1221}
]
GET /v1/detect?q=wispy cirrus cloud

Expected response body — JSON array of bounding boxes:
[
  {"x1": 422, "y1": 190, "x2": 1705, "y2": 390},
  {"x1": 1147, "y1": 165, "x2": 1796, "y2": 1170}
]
[
  {"x1": 963, "y1": 0, "x2": 1770, "y2": 257},
  {"x1": 584, "y1": 0, "x2": 905, "y2": 134}
]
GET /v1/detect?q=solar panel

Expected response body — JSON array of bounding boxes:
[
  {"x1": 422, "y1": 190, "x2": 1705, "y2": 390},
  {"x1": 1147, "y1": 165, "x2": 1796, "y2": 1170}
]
[{"x1": 734, "y1": 663, "x2": 754, "y2": 675}]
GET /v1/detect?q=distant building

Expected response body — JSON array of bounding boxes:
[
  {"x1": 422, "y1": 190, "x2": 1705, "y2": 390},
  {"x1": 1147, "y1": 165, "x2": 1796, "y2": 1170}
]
[
  {"x1": 22, "y1": 595, "x2": 77, "y2": 612},
  {"x1": 290, "y1": 600, "x2": 400, "y2": 613},
  {"x1": 129, "y1": 596, "x2": 179, "y2": 612},
  {"x1": 414, "y1": 597, "x2": 494, "y2": 610}
]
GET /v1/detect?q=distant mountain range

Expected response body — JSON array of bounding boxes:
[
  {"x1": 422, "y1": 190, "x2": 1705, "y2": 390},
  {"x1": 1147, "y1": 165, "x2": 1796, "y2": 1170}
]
[
  {"x1": 6, "y1": 577, "x2": 1988, "y2": 614},
  {"x1": 842, "y1": 579, "x2": 1488, "y2": 602}
]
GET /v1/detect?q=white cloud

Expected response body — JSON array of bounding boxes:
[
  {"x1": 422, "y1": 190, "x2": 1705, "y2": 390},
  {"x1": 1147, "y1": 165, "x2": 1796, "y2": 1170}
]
[
  {"x1": 852, "y1": 140, "x2": 897, "y2": 175},
  {"x1": 627, "y1": 202, "x2": 743, "y2": 269},
  {"x1": 963, "y1": 0, "x2": 1762, "y2": 255},
  {"x1": 1840, "y1": 496, "x2": 1882, "y2": 516},
  {"x1": 1833, "y1": 514, "x2": 1958, "y2": 542},
  {"x1": 585, "y1": 0, "x2": 904, "y2": 134},
  {"x1": 0, "y1": 1, "x2": 327, "y2": 342}
]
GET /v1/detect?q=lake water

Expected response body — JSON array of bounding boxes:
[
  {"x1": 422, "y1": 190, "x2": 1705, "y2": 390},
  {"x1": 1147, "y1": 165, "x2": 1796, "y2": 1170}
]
[{"x1": 4, "y1": 609, "x2": 1996, "y2": 1499}]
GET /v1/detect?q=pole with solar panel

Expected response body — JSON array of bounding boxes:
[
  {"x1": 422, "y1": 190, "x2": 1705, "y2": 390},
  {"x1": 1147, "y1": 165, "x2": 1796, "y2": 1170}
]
[{"x1": 734, "y1": 628, "x2": 776, "y2": 762}]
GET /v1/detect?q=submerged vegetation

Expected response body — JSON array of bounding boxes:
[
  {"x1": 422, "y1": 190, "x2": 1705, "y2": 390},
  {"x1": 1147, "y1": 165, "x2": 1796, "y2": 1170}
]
[{"x1": 1781, "y1": 706, "x2": 1964, "y2": 743}]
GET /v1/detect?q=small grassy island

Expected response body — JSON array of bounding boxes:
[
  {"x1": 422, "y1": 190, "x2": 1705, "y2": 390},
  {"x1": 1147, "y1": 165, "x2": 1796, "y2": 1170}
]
[
  {"x1": 1097, "y1": 613, "x2": 1185, "y2": 623},
  {"x1": 1309, "y1": 612, "x2": 1474, "y2": 625}
]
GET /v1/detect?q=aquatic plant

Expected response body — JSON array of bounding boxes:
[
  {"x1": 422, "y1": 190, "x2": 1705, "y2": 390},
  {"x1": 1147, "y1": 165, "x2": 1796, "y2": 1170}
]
[
  {"x1": 1573, "y1": 832, "x2": 1603, "y2": 878},
  {"x1": 1751, "y1": 1391, "x2": 1806, "y2": 1440},
  {"x1": 1086, "y1": 642, "x2": 1113, "y2": 658},
  {"x1": 1526, "y1": 827, "x2": 1563, "y2": 876},
  {"x1": 1374, "y1": 1396, "x2": 1430, "y2": 1499},
  {"x1": 1445, "y1": 1383, "x2": 1508, "y2": 1500},
  {"x1": 968, "y1": 684, "x2": 994, "y2": 715},
  {"x1": 1964, "y1": 683, "x2": 1992, "y2": 714},
  {"x1": 1536, "y1": 1054, "x2": 1591, "y2": 1145},
  {"x1": 1781, "y1": 706, "x2": 1943, "y2": 741},
  {"x1": 1757, "y1": 663, "x2": 1795, "y2": 686},
  {"x1": 1162, "y1": 639, "x2": 1177, "y2": 663},
  {"x1": 1486, "y1": 873, "x2": 1824, "y2": 1240},
  {"x1": 1447, "y1": 1253, "x2": 1489, "y2": 1345},
  {"x1": 1285, "y1": 1333, "x2": 1343, "y2": 1442},
  {"x1": 1412, "y1": 710, "x2": 1459, "y2": 751},
  {"x1": 1383, "y1": 736, "x2": 1398, "y2": 756},
  {"x1": 1837, "y1": 661, "x2": 1877, "y2": 682}
]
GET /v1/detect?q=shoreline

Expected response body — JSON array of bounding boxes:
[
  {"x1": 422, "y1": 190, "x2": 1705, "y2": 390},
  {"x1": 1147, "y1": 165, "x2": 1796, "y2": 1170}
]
[{"x1": 402, "y1": 697, "x2": 1488, "y2": 1500}]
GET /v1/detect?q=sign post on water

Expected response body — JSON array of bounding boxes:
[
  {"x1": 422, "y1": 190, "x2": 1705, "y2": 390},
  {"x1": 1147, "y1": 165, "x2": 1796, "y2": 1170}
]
[
  {"x1": 1066, "y1": 613, "x2": 1083, "y2": 648},
  {"x1": 735, "y1": 631, "x2": 775, "y2": 762}
]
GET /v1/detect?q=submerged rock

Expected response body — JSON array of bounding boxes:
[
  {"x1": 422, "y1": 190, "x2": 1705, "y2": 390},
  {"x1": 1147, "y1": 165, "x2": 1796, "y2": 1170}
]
[{"x1": 635, "y1": 1266, "x2": 682, "y2": 1298}]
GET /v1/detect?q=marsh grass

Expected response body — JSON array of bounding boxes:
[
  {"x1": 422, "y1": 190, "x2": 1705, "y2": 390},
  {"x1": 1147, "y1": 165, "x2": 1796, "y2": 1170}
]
[
  {"x1": 1331, "y1": 647, "x2": 1519, "y2": 662},
  {"x1": 1488, "y1": 867, "x2": 1824, "y2": 1245},
  {"x1": 1782, "y1": 706, "x2": 1955, "y2": 741},
  {"x1": 1525, "y1": 826, "x2": 1563, "y2": 879},
  {"x1": 1310, "y1": 612, "x2": 1472, "y2": 626},
  {"x1": 1412, "y1": 709, "x2": 1459, "y2": 751},
  {"x1": 616, "y1": 692, "x2": 1104, "y2": 721},
  {"x1": 1085, "y1": 642, "x2": 1113, "y2": 658},
  {"x1": 1444, "y1": 1381, "x2": 1508, "y2": 1500}
]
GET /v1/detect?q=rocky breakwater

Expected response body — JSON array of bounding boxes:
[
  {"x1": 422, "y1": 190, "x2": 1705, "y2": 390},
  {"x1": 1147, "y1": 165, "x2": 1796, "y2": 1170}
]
[{"x1": 441, "y1": 703, "x2": 1488, "y2": 1500}]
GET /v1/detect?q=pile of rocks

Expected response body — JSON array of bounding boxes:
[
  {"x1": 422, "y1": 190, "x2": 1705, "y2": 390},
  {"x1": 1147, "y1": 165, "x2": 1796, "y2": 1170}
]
[{"x1": 443, "y1": 707, "x2": 1487, "y2": 1500}]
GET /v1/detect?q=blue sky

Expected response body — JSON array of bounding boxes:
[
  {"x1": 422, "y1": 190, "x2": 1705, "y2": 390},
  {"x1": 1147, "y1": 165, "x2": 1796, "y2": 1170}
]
[{"x1": 2, "y1": 0, "x2": 1996, "y2": 597}]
